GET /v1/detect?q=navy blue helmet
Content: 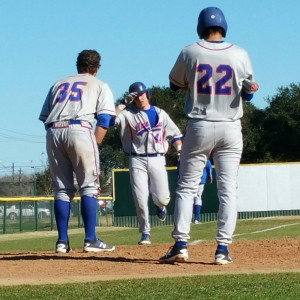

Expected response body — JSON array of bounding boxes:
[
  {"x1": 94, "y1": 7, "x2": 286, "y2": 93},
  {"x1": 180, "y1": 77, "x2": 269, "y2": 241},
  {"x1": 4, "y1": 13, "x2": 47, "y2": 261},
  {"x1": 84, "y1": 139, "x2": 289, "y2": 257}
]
[
  {"x1": 129, "y1": 82, "x2": 150, "y2": 99},
  {"x1": 197, "y1": 7, "x2": 227, "y2": 39}
]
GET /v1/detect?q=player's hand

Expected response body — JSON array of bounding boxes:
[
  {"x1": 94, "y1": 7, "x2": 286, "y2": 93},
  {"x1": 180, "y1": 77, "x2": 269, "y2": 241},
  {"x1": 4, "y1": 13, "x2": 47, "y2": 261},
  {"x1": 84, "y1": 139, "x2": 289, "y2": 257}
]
[
  {"x1": 124, "y1": 92, "x2": 138, "y2": 105},
  {"x1": 250, "y1": 82, "x2": 259, "y2": 92},
  {"x1": 243, "y1": 79, "x2": 259, "y2": 93}
]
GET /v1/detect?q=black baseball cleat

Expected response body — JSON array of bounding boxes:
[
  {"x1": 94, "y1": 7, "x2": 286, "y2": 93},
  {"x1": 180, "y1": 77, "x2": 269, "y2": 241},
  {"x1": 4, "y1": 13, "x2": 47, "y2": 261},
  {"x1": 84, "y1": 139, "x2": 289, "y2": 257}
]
[
  {"x1": 215, "y1": 249, "x2": 233, "y2": 265},
  {"x1": 156, "y1": 206, "x2": 167, "y2": 221},
  {"x1": 83, "y1": 238, "x2": 115, "y2": 252},
  {"x1": 55, "y1": 241, "x2": 72, "y2": 253},
  {"x1": 159, "y1": 244, "x2": 188, "y2": 264},
  {"x1": 138, "y1": 233, "x2": 151, "y2": 245}
]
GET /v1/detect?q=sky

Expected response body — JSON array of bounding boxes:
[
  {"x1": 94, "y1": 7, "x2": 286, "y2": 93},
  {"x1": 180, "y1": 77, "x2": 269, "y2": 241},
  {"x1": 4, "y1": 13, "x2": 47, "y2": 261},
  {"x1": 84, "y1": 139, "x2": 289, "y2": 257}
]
[{"x1": 0, "y1": 0, "x2": 299, "y2": 176}]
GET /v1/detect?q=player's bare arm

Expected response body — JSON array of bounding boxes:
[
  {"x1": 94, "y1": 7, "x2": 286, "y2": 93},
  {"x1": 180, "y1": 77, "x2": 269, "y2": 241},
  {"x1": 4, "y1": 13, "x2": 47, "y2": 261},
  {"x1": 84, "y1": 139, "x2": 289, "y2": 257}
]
[
  {"x1": 95, "y1": 126, "x2": 108, "y2": 145},
  {"x1": 173, "y1": 139, "x2": 182, "y2": 152}
]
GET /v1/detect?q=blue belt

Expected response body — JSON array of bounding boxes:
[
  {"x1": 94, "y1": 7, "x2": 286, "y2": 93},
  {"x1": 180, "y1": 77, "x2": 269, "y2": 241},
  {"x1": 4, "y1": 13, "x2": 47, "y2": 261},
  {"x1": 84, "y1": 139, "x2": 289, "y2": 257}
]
[
  {"x1": 131, "y1": 153, "x2": 164, "y2": 157},
  {"x1": 46, "y1": 120, "x2": 81, "y2": 130}
]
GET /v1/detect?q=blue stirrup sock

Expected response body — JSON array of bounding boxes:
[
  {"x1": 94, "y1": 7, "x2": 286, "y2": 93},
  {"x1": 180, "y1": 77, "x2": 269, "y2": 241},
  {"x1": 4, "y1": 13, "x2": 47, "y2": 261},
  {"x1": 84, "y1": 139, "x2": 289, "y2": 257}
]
[
  {"x1": 175, "y1": 240, "x2": 187, "y2": 248},
  {"x1": 81, "y1": 195, "x2": 98, "y2": 241},
  {"x1": 217, "y1": 244, "x2": 228, "y2": 252},
  {"x1": 194, "y1": 204, "x2": 202, "y2": 220},
  {"x1": 54, "y1": 199, "x2": 71, "y2": 242}
]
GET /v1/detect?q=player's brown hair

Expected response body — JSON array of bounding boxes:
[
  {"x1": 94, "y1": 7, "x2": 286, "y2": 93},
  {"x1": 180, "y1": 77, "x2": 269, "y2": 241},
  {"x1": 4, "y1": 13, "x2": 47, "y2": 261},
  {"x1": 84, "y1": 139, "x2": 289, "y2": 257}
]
[
  {"x1": 202, "y1": 26, "x2": 225, "y2": 40},
  {"x1": 76, "y1": 50, "x2": 101, "y2": 74}
]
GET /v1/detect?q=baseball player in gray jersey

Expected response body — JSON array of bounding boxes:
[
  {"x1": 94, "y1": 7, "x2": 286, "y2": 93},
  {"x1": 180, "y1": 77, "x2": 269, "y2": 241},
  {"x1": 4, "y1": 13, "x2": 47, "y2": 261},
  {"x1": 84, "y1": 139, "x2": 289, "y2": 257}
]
[
  {"x1": 159, "y1": 7, "x2": 259, "y2": 264},
  {"x1": 112, "y1": 82, "x2": 182, "y2": 245},
  {"x1": 39, "y1": 50, "x2": 116, "y2": 253}
]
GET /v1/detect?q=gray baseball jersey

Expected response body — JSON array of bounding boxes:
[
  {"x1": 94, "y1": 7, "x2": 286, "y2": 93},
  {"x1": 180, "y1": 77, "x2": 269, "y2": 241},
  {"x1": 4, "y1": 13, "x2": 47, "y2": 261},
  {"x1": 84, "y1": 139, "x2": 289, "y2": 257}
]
[
  {"x1": 169, "y1": 40, "x2": 255, "y2": 121},
  {"x1": 115, "y1": 105, "x2": 182, "y2": 154},
  {"x1": 39, "y1": 74, "x2": 115, "y2": 126}
]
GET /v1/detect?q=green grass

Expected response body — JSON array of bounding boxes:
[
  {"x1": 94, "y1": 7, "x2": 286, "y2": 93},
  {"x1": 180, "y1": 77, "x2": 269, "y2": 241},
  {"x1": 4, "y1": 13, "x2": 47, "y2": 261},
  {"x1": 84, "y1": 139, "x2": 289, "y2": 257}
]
[
  {"x1": 0, "y1": 273, "x2": 299, "y2": 299},
  {"x1": 1, "y1": 216, "x2": 298, "y2": 252},
  {"x1": 0, "y1": 216, "x2": 299, "y2": 299}
]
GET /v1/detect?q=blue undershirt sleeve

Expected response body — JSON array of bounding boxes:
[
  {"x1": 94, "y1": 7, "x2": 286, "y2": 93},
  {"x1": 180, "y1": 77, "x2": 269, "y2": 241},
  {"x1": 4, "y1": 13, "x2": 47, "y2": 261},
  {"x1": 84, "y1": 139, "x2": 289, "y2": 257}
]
[
  {"x1": 170, "y1": 81, "x2": 181, "y2": 91},
  {"x1": 171, "y1": 137, "x2": 182, "y2": 144},
  {"x1": 109, "y1": 116, "x2": 116, "y2": 127},
  {"x1": 241, "y1": 91, "x2": 254, "y2": 101},
  {"x1": 96, "y1": 114, "x2": 112, "y2": 129}
]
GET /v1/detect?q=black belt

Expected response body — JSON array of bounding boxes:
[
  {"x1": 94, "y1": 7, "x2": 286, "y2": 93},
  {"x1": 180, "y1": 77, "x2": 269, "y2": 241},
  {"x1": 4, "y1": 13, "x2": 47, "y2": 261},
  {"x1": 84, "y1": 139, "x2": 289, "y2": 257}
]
[
  {"x1": 46, "y1": 120, "x2": 81, "y2": 130},
  {"x1": 131, "y1": 153, "x2": 164, "y2": 157}
]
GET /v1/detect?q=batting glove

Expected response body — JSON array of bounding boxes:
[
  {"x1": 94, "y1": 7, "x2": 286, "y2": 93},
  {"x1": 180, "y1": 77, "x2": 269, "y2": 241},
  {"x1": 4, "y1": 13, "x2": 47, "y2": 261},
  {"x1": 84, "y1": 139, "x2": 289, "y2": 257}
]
[{"x1": 124, "y1": 92, "x2": 138, "y2": 105}]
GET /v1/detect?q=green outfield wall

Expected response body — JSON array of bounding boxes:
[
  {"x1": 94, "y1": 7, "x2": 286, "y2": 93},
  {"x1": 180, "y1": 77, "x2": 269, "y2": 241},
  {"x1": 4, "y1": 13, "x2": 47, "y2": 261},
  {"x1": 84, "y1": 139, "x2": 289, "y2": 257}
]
[
  {"x1": 112, "y1": 167, "x2": 219, "y2": 227},
  {"x1": 112, "y1": 163, "x2": 300, "y2": 227}
]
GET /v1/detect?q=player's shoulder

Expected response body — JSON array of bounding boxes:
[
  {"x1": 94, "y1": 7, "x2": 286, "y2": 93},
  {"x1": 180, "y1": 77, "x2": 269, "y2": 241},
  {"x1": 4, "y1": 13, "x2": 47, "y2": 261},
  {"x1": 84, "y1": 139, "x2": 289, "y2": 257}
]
[
  {"x1": 183, "y1": 41, "x2": 199, "y2": 48},
  {"x1": 230, "y1": 43, "x2": 249, "y2": 53},
  {"x1": 51, "y1": 74, "x2": 74, "y2": 86},
  {"x1": 78, "y1": 74, "x2": 107, "y2": 86},
  {"x1": 52, "y1": 74, "x2": 101, "y2": 85},
  {"x1": 182, "y1": 42, "x2": 200, "y2": 52},
  {"x1": 153, "y1": 105, "x2": 166, "y2": 115},
  {"x1": 183, "y1": 40, "x2": 247, "y2": 53},
  {"x1": 155, "y1": 107, "x2": 174, "y2": 121},
  {"x1": 123, "y1": 104, "x2": 138, "y2": 114},
  {"x1": 212, "y1": 40, "x2": 249, "y2": 58},
  {"x1": 81, "y1": 75, "x2": 113, "y2": 93}
]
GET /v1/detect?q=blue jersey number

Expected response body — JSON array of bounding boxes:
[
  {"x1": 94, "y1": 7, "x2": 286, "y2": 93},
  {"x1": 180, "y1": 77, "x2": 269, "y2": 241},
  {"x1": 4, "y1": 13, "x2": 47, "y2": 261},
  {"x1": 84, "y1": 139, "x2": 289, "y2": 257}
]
[
  {"x1": 55, "y1": 81, "x2": 87, "y2": 103},
  {"x1": 197, "y1": 64, "x2": 232, "y2": 95}
]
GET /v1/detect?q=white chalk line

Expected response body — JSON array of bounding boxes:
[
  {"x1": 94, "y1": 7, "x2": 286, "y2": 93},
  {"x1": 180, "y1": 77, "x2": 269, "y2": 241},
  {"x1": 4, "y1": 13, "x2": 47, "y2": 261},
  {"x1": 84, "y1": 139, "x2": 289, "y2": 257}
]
[
  {"x1": 190, "y1": 223, "x2": 299, "y2": 245},
  {"x1": 190, "y1": 240, "x2": 204, "y2": 245},
  {"x1": 233, "y1": 222, "x2": 299, "y2": 237}
]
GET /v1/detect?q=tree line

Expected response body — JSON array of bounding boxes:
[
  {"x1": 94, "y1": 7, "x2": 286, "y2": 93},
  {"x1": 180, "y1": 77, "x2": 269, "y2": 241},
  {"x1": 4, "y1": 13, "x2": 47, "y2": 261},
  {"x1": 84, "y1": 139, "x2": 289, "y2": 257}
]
[
  {"x1": 10, "y1": 82, "x2": 300, "y2": 196},
  {"x1": 101, "y1": 82, "x2": 300, "y2": 167}
]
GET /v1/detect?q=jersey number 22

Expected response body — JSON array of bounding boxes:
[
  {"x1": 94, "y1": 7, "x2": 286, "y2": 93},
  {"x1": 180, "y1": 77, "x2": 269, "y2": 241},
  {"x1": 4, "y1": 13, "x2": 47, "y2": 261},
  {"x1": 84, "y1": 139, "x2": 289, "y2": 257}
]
[{"x1": 197, "y1": 64, "x2": 232, "y2": 95}]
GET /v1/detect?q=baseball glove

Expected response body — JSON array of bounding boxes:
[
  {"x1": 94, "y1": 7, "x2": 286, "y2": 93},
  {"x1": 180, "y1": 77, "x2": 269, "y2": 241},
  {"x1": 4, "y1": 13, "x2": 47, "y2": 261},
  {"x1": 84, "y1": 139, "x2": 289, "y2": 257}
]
[{"x1": 124, "y1": 92, "x2": 138, "y2": 105}]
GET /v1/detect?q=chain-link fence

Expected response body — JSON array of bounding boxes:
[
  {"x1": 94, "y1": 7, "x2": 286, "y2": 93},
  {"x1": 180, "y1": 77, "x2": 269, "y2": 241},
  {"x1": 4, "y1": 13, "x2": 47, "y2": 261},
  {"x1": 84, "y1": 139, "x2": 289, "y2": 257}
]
[{"x1": 0, "y1": 198, "x2": 114, "y2": 234}]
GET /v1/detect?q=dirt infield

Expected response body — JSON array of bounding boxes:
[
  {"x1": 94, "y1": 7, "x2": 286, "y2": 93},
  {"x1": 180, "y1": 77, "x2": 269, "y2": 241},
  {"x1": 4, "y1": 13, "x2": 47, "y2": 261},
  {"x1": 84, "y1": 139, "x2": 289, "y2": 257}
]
[{"x1": 0, "y1": 238, "x2": 299, "y2": 286}]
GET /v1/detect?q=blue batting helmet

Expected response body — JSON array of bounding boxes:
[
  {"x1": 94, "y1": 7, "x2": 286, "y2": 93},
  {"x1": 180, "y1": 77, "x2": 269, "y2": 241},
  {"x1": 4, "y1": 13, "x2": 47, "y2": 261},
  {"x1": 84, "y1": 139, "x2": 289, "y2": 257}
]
[
  {"x1": 129, "y1": 82, "x2": 150, "y2": 99},
  {"x1": 197, "y1": 7, "x2": 227, "y2": 39}
]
